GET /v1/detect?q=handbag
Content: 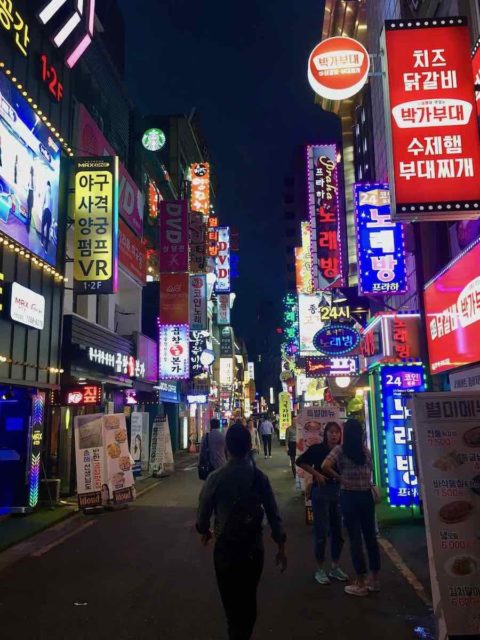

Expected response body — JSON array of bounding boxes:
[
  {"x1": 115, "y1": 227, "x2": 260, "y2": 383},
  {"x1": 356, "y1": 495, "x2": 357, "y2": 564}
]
[
  {"x1": 371, "y1": 484, "x2": 382, "y2": 505},
  {"x1": 198, "y1": 433, "x2": 214, "y2": 480}
]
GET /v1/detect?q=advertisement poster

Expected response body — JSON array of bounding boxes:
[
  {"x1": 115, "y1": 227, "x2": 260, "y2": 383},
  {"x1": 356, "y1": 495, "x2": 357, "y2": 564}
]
[
  {"x1": 354, "y1": 183, "x2": 407, "y2": 296},
  {"x1": 424, "y1": 239, "x2": 480, "y2": 374},
  {"x1": 383, "y1": 20, "x2": 480, "y2": 220},
  {"x1": 0, "y1": 70, "x2": 61, "y2": 266},
  {"x1": 119, "y1": 219, "x2": 146, "y2": 285},
  {"x1": 278, "y1": 392, "x2": 292, "y2": 439},
  {"x1": 413, "y1": 393, "x2": 480, "y2": 637},
  {"x1": 149, "y1": 415, "x2": 175, "y2": 476},
  {"x1": 73, "y1": 156, "x2": 119, "y2": 294},
  {"x1": 77, "y1": 104, "x2": 144, "y2": 235},
  {"x1": 74, "y1": 414, "x2": 106, "y2": 508},
  {"x1": 130, "y1": 412, "x2": 144, "y2": 476},
  {"x1": 159, "y1": 201, "x2": 189, "y2": 272},
  {"x1": 189, "y1": 274, "x2": 207, "y2": 330},
  {"x1": 159, "y1": 273, "x2": 189, "y2": 325},
  {"x1": 103, "y1": 414, "x2": 135, "y2": 504},
  {"x1": 158, "y1": 324, "x2": 190, "y2": 380},
  {"x1": 298, "y1": 293, "x2": 325, "y2": 355}
]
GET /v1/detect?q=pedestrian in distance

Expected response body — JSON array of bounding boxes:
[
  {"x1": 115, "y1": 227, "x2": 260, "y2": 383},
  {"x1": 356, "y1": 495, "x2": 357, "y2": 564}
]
[
  {"x1": 296, "y1": 421, "x2": 348, "y2": 585},
  {"x1": 322, "y1": 418, "x2": 381, "y2": 597},
  {"x1": 259, "y1": 415, "x2": 274, "y2": 458},
  {"x1": 285, "y1": 417, "x2": 297, "y2": 478},
  {"x1": 198, "y1": 418, "x2": 227, "y2": 480},
  {"x1": 41, "y1": 180, "x2": 52, "y2": 251},
  {"x1": 247, "y1": 417, "x2": 261, "y2": 458},
  {"x1": 196, "y1": 424, "x2": 287, "y2": 640}
]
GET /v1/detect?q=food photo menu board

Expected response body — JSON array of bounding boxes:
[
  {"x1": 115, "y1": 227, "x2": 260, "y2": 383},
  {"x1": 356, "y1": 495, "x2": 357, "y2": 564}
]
[{"x1": 413, "y1": 393, "x2": 480, "y2": 638}]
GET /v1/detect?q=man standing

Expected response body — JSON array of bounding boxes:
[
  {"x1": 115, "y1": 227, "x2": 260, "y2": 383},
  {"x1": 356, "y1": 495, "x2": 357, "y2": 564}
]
[
  {"x1": 198, "y1": 418, "x2": 226, "y2": 475},
  {"x1": 259, "y1": 415, "x2": 274, "y2": 459},
  {"x1": 41, "y1": 180, "x2": 52, "y2": 251},
  {"x1": 197, "y1": 425, "x2": 287, "y2": 640}
]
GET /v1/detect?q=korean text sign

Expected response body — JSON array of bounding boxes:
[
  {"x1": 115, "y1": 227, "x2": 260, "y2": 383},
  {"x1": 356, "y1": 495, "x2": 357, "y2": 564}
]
[
  {"x1": 189, "y1": 274, "x2": 207, "y2": 331},
  {"x1": 119, "y1": 219, "x2": 146, "y2": 285},
  {"x1": 159, "y1": 201, "x2": 189, "y2": 272},
  {"x1": 383, "y1": 19, "x2": 480, "y2": 220},
  {"x1": 190, "y1": 163, "x2": 210, "y2": 215},
  {"x1": 190, "y1": 331, "x2": 207, "y2": 377},
  {"x1": 217, "y1": 294, "x2": 230, "y2": 325},
  {"x1": 354, "y1": 183, "x2": 407, "y2": 295},
  {"x1": 298, "y1": 293, "x2": 324, "y2": 355},
  {"x1": 159, "y1": 273, "x2": 189, "y2": 325},
  {"x1": 215, "y1": 227, "x2": 230, "y2": 293},
  {"x1": 306, "y1": 144, "x2": 345, "y2": 288},
  {"x1": 74, "y1": 157, "x2": 119, "y2": 294},
  {"x1": 159, "y1": 324, "x2": 190, "y2": 380},
  {"x1": 377, "y1": 364, "x2": 425, "y2": 506},
  {"x1": 424, "y1": 239, "x2": 480, "y2": 374},
  {"x1": 412, "y1": 393, "x2": 480, "y2": 637},
  {"x1": 278, "y1": 392, "x2": 291, "y2": 438}
]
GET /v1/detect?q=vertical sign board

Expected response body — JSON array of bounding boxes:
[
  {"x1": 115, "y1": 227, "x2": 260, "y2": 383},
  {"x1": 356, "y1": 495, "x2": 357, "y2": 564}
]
[
  {"x1": 219, "y1": 358, "x2": 234, "y2": 385},
  {"x1": 383, "y1": 19, "x2": 480, "y2": 220},
  {"x1": 189, "y1": 274, "x2": 207, "y2": 331},
  {"x1": 215, "y1": 227, "x2": 231, "y2": 293},
  {"x1": 190, "y1": 163, "x2": 210, "y2": 216},
  {"x1": 189, "y1": 211, "x2": 207, "y2": 273},
  {"x1": 354, "y1": 183, "x2": 407, "y2": 295},
  {"x1": 278, "y1": 391, "x2": 291, "y2": 439},
  {"x1": 158, "y1": 324, "x2": 190, "y2": 380},
  {"x1": 74, "y1": 157, "x2": 119, "y2": 294},
  {"x1": 159, "y1": 273, "x2": 189, "y2": 325},
  {"x1": 306, "y1": 143, "x2": 345, "y2": 289},
  {"x1": 298, "y1": 293, "x2": 325, "y2": 355},
  {"x1": 217, "y1": 294, "x2": 230, "y2": 325},
  {"x1": 159, "y1": 201, "x2": 189, "y2": 272},
  {"x1": 301, "y1": 222, "x2": 314, "y2": 294},
  {"x1": 472, "y1": 38, "x2": 480, "y2": 120},
  {"x1": 413, "y1": 393, "x2": 480, "y2": 638},
  {"x1": 190, "y1": 331, "x2": 208, "y2": 377},
  {"x1": 377, "y1": 364, "x2": 426, "y2": 506},
  {"x1": 220, "y1": 327, "x2": 234, "y2": 357}
]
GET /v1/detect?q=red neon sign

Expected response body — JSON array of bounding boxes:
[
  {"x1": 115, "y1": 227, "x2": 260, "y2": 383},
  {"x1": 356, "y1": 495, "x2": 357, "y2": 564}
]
[{"x1": 64, "y1": 385, "x2": 102, "y2": 406}]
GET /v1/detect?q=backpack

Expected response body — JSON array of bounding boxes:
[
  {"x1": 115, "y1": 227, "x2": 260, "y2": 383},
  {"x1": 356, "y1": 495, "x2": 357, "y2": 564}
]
[{"x1": 219, "y1": 467, "x2": 264, "y2": 548}]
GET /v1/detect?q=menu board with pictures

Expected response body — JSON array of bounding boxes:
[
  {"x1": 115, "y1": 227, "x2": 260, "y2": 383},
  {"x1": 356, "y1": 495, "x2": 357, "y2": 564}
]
[
  {"x1": 413, "y1": 393, "x2": 480, "y2": 637},
  {"x1": 103, "y1": 415, "x2": 135, "y2": 503}
]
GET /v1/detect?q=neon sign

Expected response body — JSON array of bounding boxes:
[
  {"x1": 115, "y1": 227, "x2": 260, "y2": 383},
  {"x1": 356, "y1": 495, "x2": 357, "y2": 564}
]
[
  {"x1": 313, "y1": 324, "x2": 360, "y2": 356},
  {"x1": 0, "y1": 1, "x2": 29, "y2": 56},
  {"x1": 40, "y1": 53, "x2": 64, "y2": 102},
  {"x1": 63, "y1": 385, "x2": 102, "y2": 406}
]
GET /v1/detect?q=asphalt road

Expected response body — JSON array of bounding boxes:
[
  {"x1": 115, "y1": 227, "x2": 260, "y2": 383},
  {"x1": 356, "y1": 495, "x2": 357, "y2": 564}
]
[{"x1": 0, "y1": 442, "x2": 435, "y2": 640}]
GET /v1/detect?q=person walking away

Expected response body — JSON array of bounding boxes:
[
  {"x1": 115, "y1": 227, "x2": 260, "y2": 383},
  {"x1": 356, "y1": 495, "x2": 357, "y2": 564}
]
[
  {"x1": 41, "y1": 181, "x2": 52, "y2": 250},
  {"x1": 247, "y1": 418, "x2": 261, "y2": 458},
  {"x1": 196, "y1": 425, "x2": 287, "y2": 640},
  {"x1": 285, "y1": 417, "x2": 297, "y2": 478},
  {"x1": 322, "y1": 418, "x2": 381, "y2": 596},
  {"x1": 259, "y1": 416, "x2": 274, "y2": 458},
  {"x1": 296, "y1": 421, "x2": 348, "y2": 585},
  {"x1": 198, "y1": 418, "x2": 227, "y2": 478}
]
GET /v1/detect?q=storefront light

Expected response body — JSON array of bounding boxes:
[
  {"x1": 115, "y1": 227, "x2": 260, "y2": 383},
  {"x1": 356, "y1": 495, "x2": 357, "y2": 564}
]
[{"x1": 335, "y1": 376, "x2": 351, "y2": 388}]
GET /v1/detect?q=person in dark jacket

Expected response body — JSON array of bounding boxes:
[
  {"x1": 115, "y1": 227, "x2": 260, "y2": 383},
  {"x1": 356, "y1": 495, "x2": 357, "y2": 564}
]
[{"x1": 196, "y1": 424, "x2": 287, "y2": 640}]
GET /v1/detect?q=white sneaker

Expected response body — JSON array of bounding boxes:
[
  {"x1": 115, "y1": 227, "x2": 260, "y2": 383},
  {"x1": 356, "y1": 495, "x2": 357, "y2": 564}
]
[
  {"x1": 367, "y1": 580, "x2": 380, "y2": 592},
  {"x1": 345, "y1": 584, "x2": 368, "y2": 597}
]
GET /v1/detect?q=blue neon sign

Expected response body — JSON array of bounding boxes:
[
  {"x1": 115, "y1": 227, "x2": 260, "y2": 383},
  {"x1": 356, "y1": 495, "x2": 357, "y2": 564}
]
[
  {"x1": 354, "y1": 183, "x2": 407, "y2": 296},
  {"x1": 379, "y1": 364, "x2": 426, "y2": 507}
]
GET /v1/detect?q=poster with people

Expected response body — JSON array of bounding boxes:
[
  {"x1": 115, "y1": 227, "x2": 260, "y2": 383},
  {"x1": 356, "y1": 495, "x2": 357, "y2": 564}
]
[
  {"x1": 0, "y1": 71, "x2": 61, "y2": 266},
  {"x1": 130, "y1": 412, "x2": 150, "y2": 476},
  {"x1": 149, "y1": 415, "x2": 174, "y2": 476},
  {"x1": 413, "y1": 393, "x2": 480, "y2": 638}
]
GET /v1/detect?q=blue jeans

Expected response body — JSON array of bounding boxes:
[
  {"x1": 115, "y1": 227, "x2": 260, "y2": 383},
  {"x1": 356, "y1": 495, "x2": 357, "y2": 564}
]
[
  {"x1": 340, "y1": 490, "x2": 381, "y2": 576},
  {"x1": 311, "y1": 485, "x2": 344, "y2": 564}
]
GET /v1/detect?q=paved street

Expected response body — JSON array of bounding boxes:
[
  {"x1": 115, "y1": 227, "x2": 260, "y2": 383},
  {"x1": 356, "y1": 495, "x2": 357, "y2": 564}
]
[{"x1": 0, "y1": 443, "x2": 434, "y2": 640}]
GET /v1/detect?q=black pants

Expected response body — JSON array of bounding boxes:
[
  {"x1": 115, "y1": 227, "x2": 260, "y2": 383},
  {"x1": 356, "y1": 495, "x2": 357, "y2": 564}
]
[
  {"x1": 340, "y1": 490, "x2": 380, "y2": 576},
  {"x1": 214, "y1": 544, "x2": 264, "y2": 640},
  {"x1": 41, "y1": 207, "x2": 52, "y2": 249},
  {"x1": 261, "y1": 434, "x2": 272, "y2": 457},
  {"x1": 287, "y1": 441, "x2": 296, "y2": 477}
]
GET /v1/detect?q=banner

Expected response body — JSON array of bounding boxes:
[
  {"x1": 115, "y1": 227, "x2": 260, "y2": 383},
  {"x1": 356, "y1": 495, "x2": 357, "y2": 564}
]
[
  {"x1": 159, "y1": 201, "x2": 189, "y2": 272},
  {"x1": 190, "y1": 163, "x2": 210, "y2": 215},
  {"x1": 159, "y1": 324, "x2": 190, "y2": 380},
  {"x1": 130, "y1": 412, "x2": 144, "y2": 476},
  {"x1": 298, "y1": 293, "x2": 325, "y2": 355},
  {"x1": 102, "y1": 414, "x2": 135, "y2": 504},
  {"x1": 189, "y1": 274, "x2": 207, "y2": 331},
  {"x1": 159, "y1": 273, "x2": 189, "y2": 325},
  {"x1": 413, "y1": 393, "x2": 480, "y2": 638},
  {"x1": 383, "y1": 19, "x2": 480, "y2": 220},
  {"x1": 215, "y1": 227, "x2": 231, "y2": 293},
  {"x1": 354, "y1": 183, "x2": 407, "y2": 296},
  {"x1": 119, "y1": 219, "x2": 146, "y2": 285},
  {"x1": 74, "y1": 157, "x2": 119, "y2": 294},
  {"x1": 190, "y1": 330, "x2": 208, "y2": 377},
  {"x1": 217, "y1": 294, "x2": 230, "y2": 325},
  {"x1": 278, "y1": 392, "x2": 291, "y2": 439},
  {"x1": 189, "y1": 211, "x2": 207, "y2": 272},
  {"x1": 149, "y1": 415, "x2": 174, "y2": 476}
]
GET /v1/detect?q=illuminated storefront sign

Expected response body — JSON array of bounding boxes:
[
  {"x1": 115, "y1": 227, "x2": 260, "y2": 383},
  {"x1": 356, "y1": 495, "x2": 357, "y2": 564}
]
[
  {"x1": 159, "y1": 201, "x2": 189, "y2": 272},
  {"x1": 189, "y1": 211, "x2": 207, "y2": 273},
  {"x1": 40, "y1": 53, "x2": 63, "y2": 102},
  {"x1": 62, "y1": 385, "x2": 102, "y2": 406},
  {"x1": 298, "y1": 293, "x2": 324, "y2": 355},
  {"x1": 220, "y1": 358, "x2": 234, "y2": 385},
  {"x1": 282, "y1": 293, "x2": 299, "y2": 357},
  {"x1": 383, "y1": 19, "x2": 480, "y2": 220},
  {"x1": 159, "y1": 324, "x2": 190, "y2": 380},
  {"x1": 208, "y1": 215, "x2": 219, "y2": 257},
  {"x1": 8, "y1": 282, "x2": 45, "y2": 330},
  {"x1": 354, "y1": 183, "x2": 407, "y2": 295},
  {"x1": 305, "y1": 356, "x2": 359, "y2": 377},
  {"x1": 424, "y1": 238, "x2": 480, "y2": 374},
  {"x1": 190, "y1": 163, "x2": 210, "y2": 215},
  {"x1": 248, "y1": 362, "x2": 255, "y2": 382},
  {"x1": 362, "y1": 313, "x2": 421, "y2": 368},
  {"x1": 306, "y1": 144, "x2": 345, "y2": 289},
  {"x1": 87, "y1": 347, "x2": 145, "y2": 379},
  {"x1": 376, "y1": 363, "x2": 426, "y2": 506},
  {"x1": 119, "y1": 220, "x2": 146, "y2": 285},
  {"x1": 318, "y1": 305, "x2": 350, "y2": 321},
  {"x1": 148, "y1": 180, "x2": 161, "y2": 219},
  {"x1": 190, "y1": 331, "x2": 208, "y2": 377},
  {"x1": 217, "y1": 294, "x2": 230, "y2": 325},
  {"x1": 308, "y1": 36, "x2": 370, "y2": 101},
  {"x1": 189, "y1": 274, "x2": 207, "y2": 331},
  {"x1": 0, "y1": 1, "x2": 29, "y2": 56},
  {"x1": 73, "y1": 156, "x2": 119, "y2": 294},
  {"x1": 0, "y1": 70, "x2": 61, "y2": 266},
  {"x1": 215, "y1": 227, "x2": 230, "y2": 293},
  {"x1": 313, "y1": 324, "x2": 360, "y2": 356},
  {"x1": 159, "y1": 273, "x2": 189, "y2": 325},
  {"x1": 142, "y1": 128, "x2": 165, "y2": 151},
  {"x1": 278, "y1": 392, "x2": 291, "y2": 438},
  {"x1": 472, "y1": 37, "x2": 480, "y2": 118},
  {"x1": 301, "y1": 222, "x2": 314, "y2": 293},
  {"x1": 220, "y1": 326, "x2": 234, "y2": 357}
]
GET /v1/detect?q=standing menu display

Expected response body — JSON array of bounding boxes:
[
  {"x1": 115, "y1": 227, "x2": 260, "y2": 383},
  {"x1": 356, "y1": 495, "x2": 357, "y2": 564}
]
[{"x1": 413, "y1": 393, "x2": 480, "y2": 638}]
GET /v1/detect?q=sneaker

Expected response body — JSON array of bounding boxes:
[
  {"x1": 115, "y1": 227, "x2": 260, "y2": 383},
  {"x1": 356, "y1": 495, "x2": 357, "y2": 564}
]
[
  {"x1": 367, "y1": 580, "x2": 380, "y2": 593},
  {"x1": 314, "y1": 569, "x2": 331, "y2": 585},
  {"x1": 264, "y1": 456, "x2": 268, "y2": 459},
  {"x1": 345, "y1": 584, "x2": 368, "y2": 597},
  {"x1": 329, "y1": 567, "x2": 349, "y2": 582},
  {"x1": 269, "y1": 455, "x2": 272, "y2": 458}
]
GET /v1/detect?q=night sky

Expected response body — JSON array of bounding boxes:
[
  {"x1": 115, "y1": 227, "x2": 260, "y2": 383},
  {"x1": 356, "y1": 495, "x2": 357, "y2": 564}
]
[{"x1": 118, "y1": 0, "x2": 340, "y2": 354}]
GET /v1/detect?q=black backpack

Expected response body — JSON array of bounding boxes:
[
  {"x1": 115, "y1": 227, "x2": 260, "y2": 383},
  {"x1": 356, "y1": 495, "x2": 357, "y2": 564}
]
[{"x1": 219, "y1": 467, "x2": 264, "y2": 547}]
